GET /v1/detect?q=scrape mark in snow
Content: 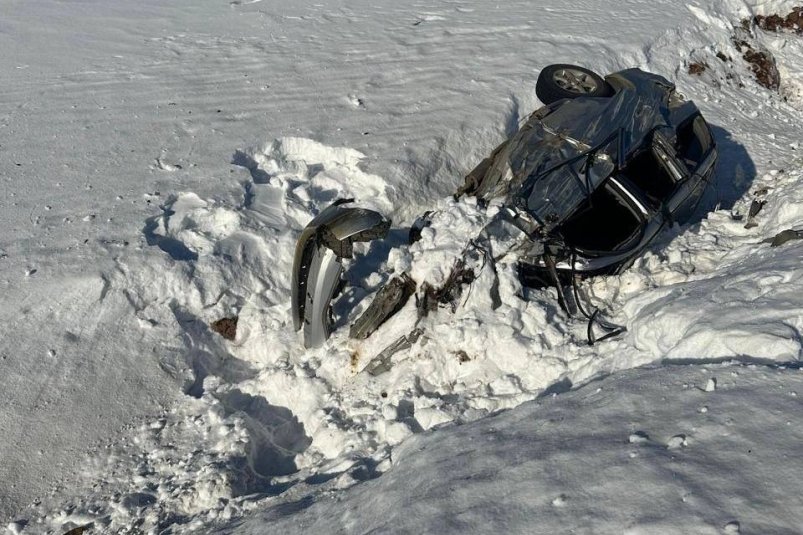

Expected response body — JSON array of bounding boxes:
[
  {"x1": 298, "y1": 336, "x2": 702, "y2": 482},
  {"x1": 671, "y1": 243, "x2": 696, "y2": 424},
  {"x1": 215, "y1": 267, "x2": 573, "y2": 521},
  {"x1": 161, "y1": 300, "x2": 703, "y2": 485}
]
[{"x1": 154, "y1": 157, "x2": 183, "y2": 171}]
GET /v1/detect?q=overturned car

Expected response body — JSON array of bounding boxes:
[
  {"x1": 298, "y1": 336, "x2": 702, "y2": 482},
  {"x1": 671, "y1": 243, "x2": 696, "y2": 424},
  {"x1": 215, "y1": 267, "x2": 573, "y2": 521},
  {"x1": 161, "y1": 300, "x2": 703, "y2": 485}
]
[{"x1": 292, "y1": 65, "x2": 718, "y2": 361}]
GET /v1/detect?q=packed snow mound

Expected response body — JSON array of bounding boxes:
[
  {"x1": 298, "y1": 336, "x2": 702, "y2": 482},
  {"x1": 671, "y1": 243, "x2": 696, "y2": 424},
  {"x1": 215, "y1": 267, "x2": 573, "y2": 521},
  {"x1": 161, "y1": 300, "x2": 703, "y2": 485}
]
[
  {"x1": 234, "y1": 136, "x2": 394, "y2": 223},
  {"x1": 148, "y1": 192, "x2": 241, "y2": 257},
  {"x1": 262, "y1": 137, "x2": 366, "y2": 168}
]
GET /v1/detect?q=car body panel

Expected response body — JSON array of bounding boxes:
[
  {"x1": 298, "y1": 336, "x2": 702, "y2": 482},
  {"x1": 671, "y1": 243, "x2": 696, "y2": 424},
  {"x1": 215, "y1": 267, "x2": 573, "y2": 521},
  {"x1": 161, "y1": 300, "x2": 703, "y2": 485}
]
[
  {"x1": 301, "y1": 246, "x2": 342, "y2": 349},
  {"x1": 466, "y1": 69, "x2": 708, "y2": 231},
  {"x1": 291, "y1": 201, "x2": 390, "y2": 348}
]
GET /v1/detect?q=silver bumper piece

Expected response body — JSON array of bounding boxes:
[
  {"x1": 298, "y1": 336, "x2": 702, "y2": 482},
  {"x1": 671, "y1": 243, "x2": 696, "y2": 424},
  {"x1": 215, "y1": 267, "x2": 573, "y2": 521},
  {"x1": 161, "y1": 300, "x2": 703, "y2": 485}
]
[{"x1": 291, "y1": 200, "x2": 390, "y2": 348}]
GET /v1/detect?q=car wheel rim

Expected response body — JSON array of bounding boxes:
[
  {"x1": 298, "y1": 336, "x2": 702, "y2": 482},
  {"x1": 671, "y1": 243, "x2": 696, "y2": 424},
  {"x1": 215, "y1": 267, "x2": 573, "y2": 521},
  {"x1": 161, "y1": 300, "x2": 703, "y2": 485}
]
[{"x1": 552, "y1": 68, "x2": 599, "y2": 94}]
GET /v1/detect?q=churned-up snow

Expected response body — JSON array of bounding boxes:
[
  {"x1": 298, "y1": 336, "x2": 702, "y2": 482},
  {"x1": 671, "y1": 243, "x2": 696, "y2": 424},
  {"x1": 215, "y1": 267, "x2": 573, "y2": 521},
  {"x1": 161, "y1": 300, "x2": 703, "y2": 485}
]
[{"x1": 1, "y1": 0, "x2": 802, "y2": 533}]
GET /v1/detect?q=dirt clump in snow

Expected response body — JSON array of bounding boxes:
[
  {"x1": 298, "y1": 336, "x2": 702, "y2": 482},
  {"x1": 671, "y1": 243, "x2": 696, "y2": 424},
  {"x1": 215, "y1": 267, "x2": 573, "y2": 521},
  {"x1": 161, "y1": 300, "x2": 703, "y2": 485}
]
[
  {"x1": 454, "y1": 350, "x2": 471, "y2": 363},
  {"x1": 210, "y1": 317, "x2": 238, "y2": 340},
  {"x1": 750, "y1": 8, "x2": 803, "y2": 34},
  {"x1": 733, "y1": 38, "x2": 780, "y2": 90},
  {"x1": 688, "y1": 61, "x2": 707, "y2": 75},
  {"x1": 733, "y1": 8, "x2": 803, "y2": 90}
]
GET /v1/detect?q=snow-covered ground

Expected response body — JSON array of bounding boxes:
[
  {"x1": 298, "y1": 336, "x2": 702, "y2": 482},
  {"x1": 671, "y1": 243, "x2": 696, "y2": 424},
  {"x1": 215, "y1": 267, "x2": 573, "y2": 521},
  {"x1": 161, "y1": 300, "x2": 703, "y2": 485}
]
[
  {"x1": 228, "y1": 363, "x2": 803, "y2": 535},
  {"x1": 1, "y1": 0, "x2": 802, "y2": 533}
]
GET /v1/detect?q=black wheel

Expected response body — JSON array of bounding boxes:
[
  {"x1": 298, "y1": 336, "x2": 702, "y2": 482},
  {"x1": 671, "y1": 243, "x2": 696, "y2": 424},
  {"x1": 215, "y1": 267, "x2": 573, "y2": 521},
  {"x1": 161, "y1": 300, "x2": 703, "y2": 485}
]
[{"x1": 535, "y1": 64, "x2": 613, "y2": 104}]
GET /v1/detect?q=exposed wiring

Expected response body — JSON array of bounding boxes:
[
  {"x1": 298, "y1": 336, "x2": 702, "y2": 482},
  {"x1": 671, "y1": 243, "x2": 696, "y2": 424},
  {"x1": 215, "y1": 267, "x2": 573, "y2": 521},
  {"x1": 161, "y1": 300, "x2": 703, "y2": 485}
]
[{"x1": 569, "y1": 249, "x2": 627, "y2": 345}]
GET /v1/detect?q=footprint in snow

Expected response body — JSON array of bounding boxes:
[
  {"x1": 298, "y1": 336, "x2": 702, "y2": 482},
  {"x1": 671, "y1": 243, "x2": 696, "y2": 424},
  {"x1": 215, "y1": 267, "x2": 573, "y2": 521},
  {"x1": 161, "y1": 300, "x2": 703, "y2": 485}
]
[
  {"x1": 412, "y1": 14, "x2": 447, "y2": 25},
  {"x1": 154, "y1": 157, "x2": 183, "y2": 171},
  {"x1": 628, "y1": 431, "x2": 650, "y2": 444},
  {"x1": 666, "y1": 434, "x2": 687, "y2": 450},
  {"x1": 347, "y1": 95, "x2": 365, "y2": 109},
  {"x1": 630, "y1": 431, "x2": 688, "y2": 449},
  {"x1": 724, "y1": 520, "x2": 741, "y2": 534}
]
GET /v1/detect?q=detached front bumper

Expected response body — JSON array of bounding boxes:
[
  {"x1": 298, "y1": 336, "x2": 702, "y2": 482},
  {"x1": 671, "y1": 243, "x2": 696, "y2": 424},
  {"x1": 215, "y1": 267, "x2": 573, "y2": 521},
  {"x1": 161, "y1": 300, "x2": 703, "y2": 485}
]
[{"x1": 291, "y1": 200, "x2": 390, "y2": 348}]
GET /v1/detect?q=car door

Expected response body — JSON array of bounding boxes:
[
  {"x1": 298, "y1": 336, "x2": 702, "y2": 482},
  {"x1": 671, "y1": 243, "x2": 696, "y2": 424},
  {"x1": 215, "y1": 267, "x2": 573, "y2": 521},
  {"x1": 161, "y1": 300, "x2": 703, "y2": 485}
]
[{"x1": 658, "y1": 116, "x2": 718, "y2": 222}]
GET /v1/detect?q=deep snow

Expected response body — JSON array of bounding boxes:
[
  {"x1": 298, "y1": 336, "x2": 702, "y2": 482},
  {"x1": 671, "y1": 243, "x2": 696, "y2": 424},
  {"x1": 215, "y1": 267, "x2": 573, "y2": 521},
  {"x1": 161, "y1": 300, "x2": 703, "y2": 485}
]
[
  {"x1": 228, "y1": 363, "x2": 803, "y2": 534},
  {"x1": 1, "y1": 0, "x2": 802, "y2": 533}
]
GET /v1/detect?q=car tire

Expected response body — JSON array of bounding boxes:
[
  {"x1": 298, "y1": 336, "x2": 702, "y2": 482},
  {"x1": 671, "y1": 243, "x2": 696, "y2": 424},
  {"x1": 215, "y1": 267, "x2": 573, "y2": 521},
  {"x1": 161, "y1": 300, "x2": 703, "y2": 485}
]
[{"x1": 535, "y1": 64, "x2": 613, "y2": 104}]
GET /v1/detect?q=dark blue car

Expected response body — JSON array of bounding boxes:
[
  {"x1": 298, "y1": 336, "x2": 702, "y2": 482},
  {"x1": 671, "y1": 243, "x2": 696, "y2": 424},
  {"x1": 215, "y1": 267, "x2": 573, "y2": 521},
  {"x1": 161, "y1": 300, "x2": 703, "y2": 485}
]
[{"x1": 292, "y1": 65, "x2": 718, "y2": 350}]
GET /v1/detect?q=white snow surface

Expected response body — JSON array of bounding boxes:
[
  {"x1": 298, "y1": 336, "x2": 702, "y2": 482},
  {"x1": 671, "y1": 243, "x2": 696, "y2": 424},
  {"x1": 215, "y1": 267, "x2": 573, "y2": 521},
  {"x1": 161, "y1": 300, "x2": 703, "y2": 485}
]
[
  {"x1": 228, "y1": 363, "x2": 803, "y2": 535},
  {"x1": 1, "y1": 0, "x2": 803, "y2": 533}
]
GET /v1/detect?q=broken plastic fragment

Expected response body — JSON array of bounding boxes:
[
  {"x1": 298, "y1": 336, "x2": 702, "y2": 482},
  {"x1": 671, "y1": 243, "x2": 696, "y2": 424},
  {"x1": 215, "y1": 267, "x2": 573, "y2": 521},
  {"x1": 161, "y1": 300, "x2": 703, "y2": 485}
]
[
  {"x1": 291, "y1": 200, "x2": 391, "y2": 348},
  {"x1": 763, "y1": 228, "x2": 803, "y2": 247},
  {"x1": 365, "y1": 329, "x2": 423, "y2": 376},
  {"x1": 350, "y1": 274, "x2": 416, "y2": 340}
]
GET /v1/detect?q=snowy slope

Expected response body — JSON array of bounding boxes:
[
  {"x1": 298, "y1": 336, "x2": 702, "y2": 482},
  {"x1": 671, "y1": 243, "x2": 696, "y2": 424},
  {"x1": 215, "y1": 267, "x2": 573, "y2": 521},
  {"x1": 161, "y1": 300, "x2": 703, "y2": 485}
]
[
  {"x1": 228, "y1": 363, "x2": 803, "y2": 535},
  {"x1": 1, "y1": 0, "x2": 803, "y2": 533}
]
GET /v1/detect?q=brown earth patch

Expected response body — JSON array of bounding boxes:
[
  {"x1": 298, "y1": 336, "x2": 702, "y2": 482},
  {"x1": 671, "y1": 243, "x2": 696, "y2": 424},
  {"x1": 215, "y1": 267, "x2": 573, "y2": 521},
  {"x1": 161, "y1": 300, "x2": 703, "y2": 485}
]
[
  {"x1": 688, "y1": 62, "x2": 708, "y2": 75},
  {"x1": 211, "y1": 317, "x2": 238, "y2": 341},
  {"x1": 751, "y1": 7, "x2": 803, "y2": 33},
  {"x1": 733, "y1": 8, "x2": 803, "y2": 90},
  {"x1": 733, "y1": 38, "x2": 780, "y2": 90}
]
